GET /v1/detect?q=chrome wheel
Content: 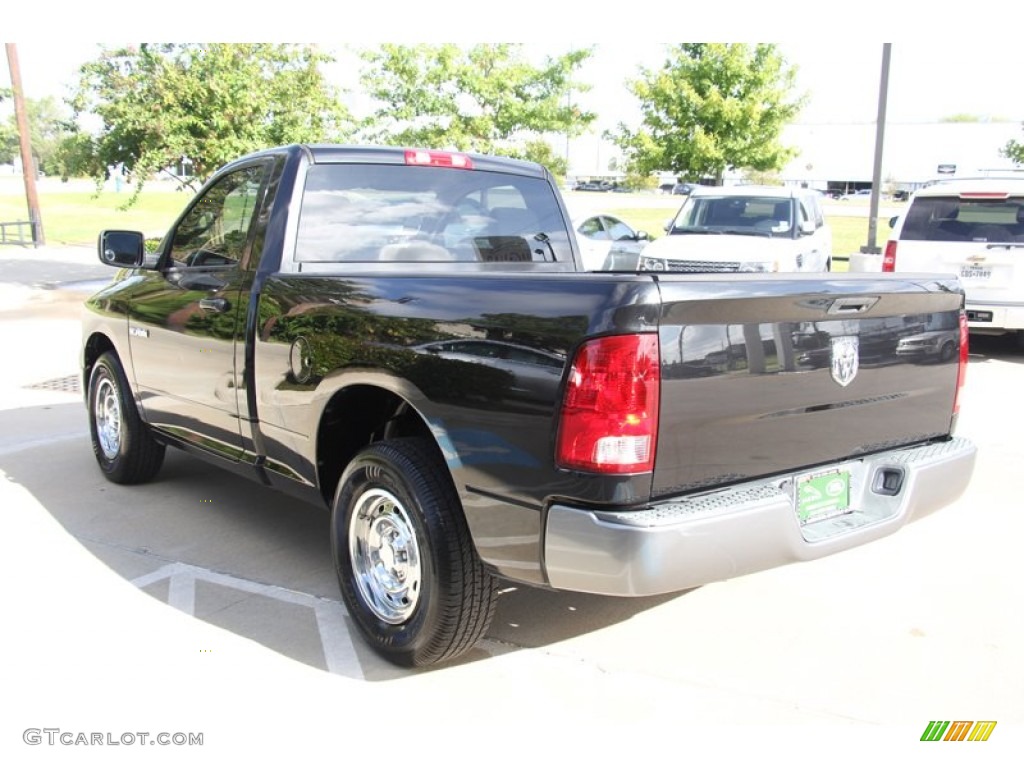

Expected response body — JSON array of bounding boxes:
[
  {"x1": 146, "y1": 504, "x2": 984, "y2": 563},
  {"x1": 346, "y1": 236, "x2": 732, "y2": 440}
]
[
  {"x1": 348, "y1": 488, "x2": 422, "y2": 624},
  {"x1": 332, "y1": 438, "x2": 498, "y2": 666},
  {"x1": 94, "y1": 377, "x2": 122, "y2": 460}
]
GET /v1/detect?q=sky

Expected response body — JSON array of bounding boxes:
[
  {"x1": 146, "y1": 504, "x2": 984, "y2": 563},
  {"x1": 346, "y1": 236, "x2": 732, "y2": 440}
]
[
  {"x1": 5, "y1": 40, "x2": 1023, "y2": 130},
  {"x1": 5, "y1": 2, "x2": 1024, "y2": 179}
]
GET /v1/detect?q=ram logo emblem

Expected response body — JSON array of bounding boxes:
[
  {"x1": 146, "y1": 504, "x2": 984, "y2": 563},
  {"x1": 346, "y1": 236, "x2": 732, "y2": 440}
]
[{"x1": 830, "y1": 336, "x2": 859, "y2": 387}]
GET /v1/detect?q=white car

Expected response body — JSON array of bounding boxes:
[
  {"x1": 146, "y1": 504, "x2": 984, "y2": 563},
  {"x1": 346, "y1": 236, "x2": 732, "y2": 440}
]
[
  {"x1": 572, "y1": 212, "x2": 651, "y2": 271},
  {"x1": 638, "y1": 186, "x2": 832, "y2": 273},
  {"x1": 883, "y1": 176, "x2": 1024, "y2": 343}
]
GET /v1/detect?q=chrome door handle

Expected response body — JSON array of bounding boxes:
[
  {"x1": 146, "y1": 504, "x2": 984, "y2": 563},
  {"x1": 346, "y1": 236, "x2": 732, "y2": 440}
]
[{"x1": 199, "y1": 297, "x2": 229, "y2": 312}]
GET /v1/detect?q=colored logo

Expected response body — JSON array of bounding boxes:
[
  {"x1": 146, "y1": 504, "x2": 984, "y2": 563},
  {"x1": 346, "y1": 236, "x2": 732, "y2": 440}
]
[{"x1": 920, "y1": 721, "x2": 997, "y2": 742}]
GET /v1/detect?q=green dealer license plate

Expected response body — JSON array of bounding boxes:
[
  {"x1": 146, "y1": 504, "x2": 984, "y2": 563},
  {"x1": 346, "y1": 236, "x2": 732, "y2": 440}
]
[{"x1": 796, "y1": 470, "x2": 851, "y2": 524}]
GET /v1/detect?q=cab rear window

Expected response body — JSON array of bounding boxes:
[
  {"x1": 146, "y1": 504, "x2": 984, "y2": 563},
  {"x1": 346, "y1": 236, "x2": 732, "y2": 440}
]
[
  {"x1": 900, "y1": 196, "x2": 1024, "y2": 243},
  {"x1": 294, "y1": 164, "x2": 571, "y2": 263}
]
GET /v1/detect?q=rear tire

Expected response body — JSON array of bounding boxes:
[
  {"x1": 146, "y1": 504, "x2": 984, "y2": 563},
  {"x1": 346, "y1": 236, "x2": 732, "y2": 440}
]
[
  {"x1": 87, "y1": 351, "x2": 165, "y2": 484},
  {"x1": 331, "y1": 438, "x2": 497, "y2": 667}
]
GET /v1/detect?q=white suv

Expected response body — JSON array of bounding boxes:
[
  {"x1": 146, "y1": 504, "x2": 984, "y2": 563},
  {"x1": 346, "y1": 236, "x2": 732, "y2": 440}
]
[
  {"x1": 638, "y1": 185, "x2": 832, "y2": 273},
  {"x1": 884, "y1": 177, "x2": 1024, "y2": 342}
]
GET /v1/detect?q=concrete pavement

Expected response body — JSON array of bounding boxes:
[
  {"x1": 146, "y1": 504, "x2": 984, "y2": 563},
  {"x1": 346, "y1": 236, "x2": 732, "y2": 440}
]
[{"x1": 1, "y1": 252, "x2": 1021, "y2": 766}]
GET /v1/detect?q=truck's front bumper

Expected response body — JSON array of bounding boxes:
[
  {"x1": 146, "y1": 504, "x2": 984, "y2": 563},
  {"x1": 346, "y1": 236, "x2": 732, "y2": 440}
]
[{"x1": 544, "y1": 437, "x2": 976, "y2": 597}]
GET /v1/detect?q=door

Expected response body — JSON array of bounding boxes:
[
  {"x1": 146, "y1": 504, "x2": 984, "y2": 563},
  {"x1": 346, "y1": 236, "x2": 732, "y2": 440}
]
[{"x1": 127, "y1": 163, "x2": 269, "y2": 460}]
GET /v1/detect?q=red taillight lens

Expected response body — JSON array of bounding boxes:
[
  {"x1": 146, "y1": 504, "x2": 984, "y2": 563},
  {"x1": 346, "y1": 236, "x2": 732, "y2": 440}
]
[
  {"x1": 959, "y1": 191, "x2": 1009, "y2": 200},
  {"x1": 882, "y1": 240, "x2": 897, "y2": 272},
  {"x1": 954, "y1": 309, "x2": 969, "y2": 416},
  {"x1": 404, "y1": 149, "x2": 473, "y2": 169},
  {"x1": 556, "y1": 334, "x2": 660, "y2": 474}
]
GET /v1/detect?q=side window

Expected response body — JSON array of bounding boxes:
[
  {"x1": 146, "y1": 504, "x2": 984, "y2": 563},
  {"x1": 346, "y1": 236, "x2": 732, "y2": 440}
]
[
  {"x1": 798, "y1": 200, "x2": 816, "y2": 231},
  {"x1": 603, "y1": 217, "x2": 635, "y2": 241},
  {"x1": 168, "y1": 165, "x2": 266, "y2": 269},
  {"x1": 578, "y1": 217, "x2": 607, "y2": 239}
]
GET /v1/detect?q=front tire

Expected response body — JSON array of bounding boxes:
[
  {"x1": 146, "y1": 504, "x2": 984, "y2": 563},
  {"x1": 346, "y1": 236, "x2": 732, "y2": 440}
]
[
  {"x1": 87, "y1": 351, "x2": 165, "y2": 484},
  {"x1": 331, "y1": 438, "x2": 497, "y2": 667}
]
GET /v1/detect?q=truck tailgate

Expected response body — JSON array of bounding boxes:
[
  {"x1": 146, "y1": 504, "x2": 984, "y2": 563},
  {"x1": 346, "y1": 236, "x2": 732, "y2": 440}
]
[{"x1": 652, "y1": 274, "x2": 964, "y2": 498}]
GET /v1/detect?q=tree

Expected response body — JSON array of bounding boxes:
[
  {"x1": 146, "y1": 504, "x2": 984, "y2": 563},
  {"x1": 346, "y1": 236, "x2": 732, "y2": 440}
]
[
  {"x1": 358, "y1": 44, "x2": 595, "y2": 159},
  {"x1": 0, "y1": 87, "x2": 15, "y2": 164},
  {"x1": 610, "y1": 44, "x2": 805, "y2": 184},
  {"x1": 1003, "y1": 125, "x2": 1024, "y2": 166},
  {"x1": 0, "y1": 96, "x2": 76, "y2": 174},
  {"x1": 506, "y1": 139, "x2": 568, "y2": 180},
  {"x1": 64, "y1": 43, "x2": 352, "y2": 201}
]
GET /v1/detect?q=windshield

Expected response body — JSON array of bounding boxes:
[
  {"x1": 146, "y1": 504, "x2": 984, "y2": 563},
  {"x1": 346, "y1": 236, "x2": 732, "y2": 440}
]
[
  {"x1": 900, "y1": 195, "x2": 1024, "y2": 243},
  {"x1": 670, "y1": 195, "x2": 794, "y2": 237}
]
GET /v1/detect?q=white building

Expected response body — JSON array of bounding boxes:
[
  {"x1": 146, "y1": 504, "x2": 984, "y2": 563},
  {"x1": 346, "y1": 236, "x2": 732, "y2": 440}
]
[
  {"x1": 778, "y1": 121, "x2": 1022, "y2": 190},
  {"x1": 568, "y1": 121, "x2": 1024, "y2": 190}
]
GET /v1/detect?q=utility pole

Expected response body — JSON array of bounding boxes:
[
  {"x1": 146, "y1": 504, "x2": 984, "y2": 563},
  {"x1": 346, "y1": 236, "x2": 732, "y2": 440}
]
[
  {"x1": 861, "y1": 43, "x2": 891, "y2": 255},
  {"x1": 5, "y1": 43, "x2": 45, "y2": 247}
]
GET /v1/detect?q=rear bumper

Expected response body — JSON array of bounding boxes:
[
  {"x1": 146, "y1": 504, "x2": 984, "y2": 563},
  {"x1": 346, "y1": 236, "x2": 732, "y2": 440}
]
[
  {"x1": 544, "y1": 437, "x2": 976, "y2": 597},
  {"x1": 966, "y1": 301, "x2": 1024, "y2": 333}
]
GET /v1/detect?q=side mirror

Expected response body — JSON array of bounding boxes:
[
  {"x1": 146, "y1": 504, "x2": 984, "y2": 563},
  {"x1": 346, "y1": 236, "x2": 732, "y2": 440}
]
[
  {"x1": 889, "y1": 216, "x2": 899, "y2": 228},
  {"x1": 663, "y1": 218, "x2": 673, "y2": 233},
  {"x1": 98, "y1": 230, "x2": 146, "y2": 268},
  {"x1": 799, "y1": 220, "x2": 815, "y2": 235},
  {"x1": 635, "y1": 230, "x2": 650, "y2": 241}
]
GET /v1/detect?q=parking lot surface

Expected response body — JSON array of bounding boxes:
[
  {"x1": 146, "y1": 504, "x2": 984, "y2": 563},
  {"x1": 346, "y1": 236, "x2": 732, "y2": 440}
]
[{"x1": 2, "y1": 259, "x2": 1021, "y2": 766}]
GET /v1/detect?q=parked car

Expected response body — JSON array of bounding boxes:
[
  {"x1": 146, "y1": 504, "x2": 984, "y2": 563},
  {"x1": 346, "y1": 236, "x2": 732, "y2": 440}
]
[
  {"x1": 638, "y1": 185, "x2": 832, "y2": 273},
  {"x1": 841, "y1": 189, "x2": 873, "y2": 201},
  {"x1": 574, "y1": 180, "x2": 614, "y2": 192},
  {"x1": 883, "y1": 176, "x2": 1024, "y2": 343},
  {"x1": 573, "y1": 212, "x2": 651, "y2": 270},
  {"x1": 895, "y1": 313, "x2": 961, "y2": 362}
]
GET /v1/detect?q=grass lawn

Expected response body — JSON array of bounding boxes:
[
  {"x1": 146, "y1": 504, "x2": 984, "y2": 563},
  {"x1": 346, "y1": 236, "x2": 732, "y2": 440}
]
[{"x1": 0, "y1": 181, "x2": 192, "y2": 247}]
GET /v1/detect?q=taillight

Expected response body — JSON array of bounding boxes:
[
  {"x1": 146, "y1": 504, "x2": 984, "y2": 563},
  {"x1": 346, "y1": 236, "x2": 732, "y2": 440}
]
[
  {"x1": 556, "y1": 334, "x2": 660, "y2": 474},
  {"x1": 404, "y1": 149, "x2": 473, "y2": 169},
  {"x1": 953, "y1": 310, "x2": 969, "y2": 417},
  {"x1": 959, "y1": 191, "x2": 1009, "y2": 200},
  {"x1": 882, "y1": 240, "x2": 897, "y2": 272}
]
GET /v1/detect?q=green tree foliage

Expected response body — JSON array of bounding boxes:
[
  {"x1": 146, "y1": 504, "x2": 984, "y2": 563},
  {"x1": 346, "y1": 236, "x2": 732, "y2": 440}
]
[
  {"x1": 1003, "y1": 125, "x2": 1024, "y2": 165},
  {"x1": 506, "y1": 139, "x2": 568, "y2": 180},
  {"x1": 624, "y1": 170, "x2": 657, "y2": 191},
  {"x1": 611, "y1": 44, "x2": 805, "y2": 183},
  {"x1": 64, "y1": 43, "x2": 352, "y2": 200},
  {"x1": 358, "y1": 44, "x2": 595, "y2": 160},
  {"x1": 0, "y1": 96, "x2": 77, "y2": 174}
]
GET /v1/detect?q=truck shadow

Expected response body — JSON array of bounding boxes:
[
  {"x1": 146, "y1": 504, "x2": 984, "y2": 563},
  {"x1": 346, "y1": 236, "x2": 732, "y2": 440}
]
[{"x1": 1, "y1": 401, "x2": 677, "y2": 682}]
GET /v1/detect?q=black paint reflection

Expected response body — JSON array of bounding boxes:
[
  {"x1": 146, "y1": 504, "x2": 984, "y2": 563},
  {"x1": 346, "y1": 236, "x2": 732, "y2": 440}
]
[{"x1": 666, "y1": 318, "x2": 916, "y2": 380}]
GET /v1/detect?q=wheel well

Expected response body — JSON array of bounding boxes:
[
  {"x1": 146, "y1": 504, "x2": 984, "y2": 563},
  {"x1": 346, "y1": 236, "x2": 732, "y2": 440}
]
[
  {"x1": 316, "y1": 385, "x2": 438, "y2": 506},
  {"x1": 83, "y1": 333, "x2": 116, "y2": 384}
]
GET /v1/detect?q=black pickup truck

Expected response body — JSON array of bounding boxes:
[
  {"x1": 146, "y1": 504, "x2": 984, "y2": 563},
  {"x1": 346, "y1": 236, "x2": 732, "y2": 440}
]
[{"x1": 83, "y1": 144, "x2": 976, "y2": 667}]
